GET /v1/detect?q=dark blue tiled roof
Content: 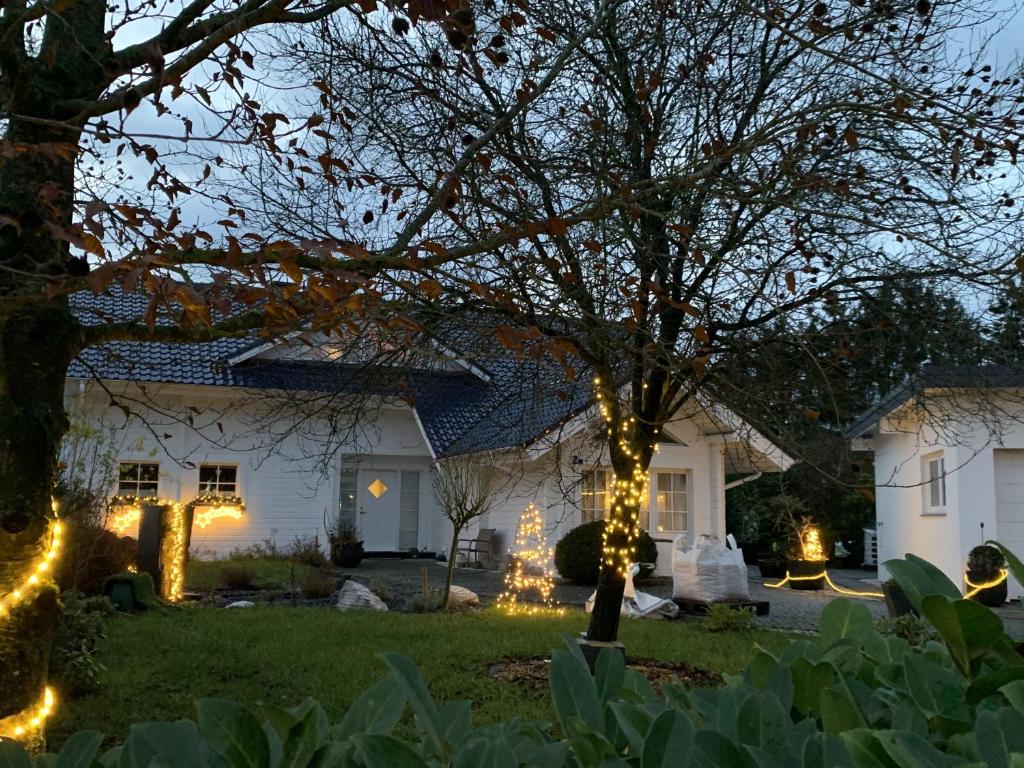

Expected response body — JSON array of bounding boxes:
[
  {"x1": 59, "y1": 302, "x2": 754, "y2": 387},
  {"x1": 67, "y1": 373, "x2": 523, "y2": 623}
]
[{"x1": 69, "y1": 289, "x2": 597, "y2": 457}]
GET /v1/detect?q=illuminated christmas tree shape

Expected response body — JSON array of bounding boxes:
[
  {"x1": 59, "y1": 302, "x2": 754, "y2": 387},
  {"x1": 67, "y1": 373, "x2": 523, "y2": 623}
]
[{"x1": 498, "y1": 503, "x2": 563, "y2": 615}]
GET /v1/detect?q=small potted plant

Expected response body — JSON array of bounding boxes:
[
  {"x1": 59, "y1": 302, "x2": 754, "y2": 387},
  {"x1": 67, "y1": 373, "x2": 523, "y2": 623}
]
[
  {"x1": 325, "y1": 510, "x2": 364, "y2": 568},
  {"x1": 786, "y1": 520, "x2": 826, "y2": 590},
  {"x1": 966, "y1": 544, "x2": 1007, "y2": 607}
]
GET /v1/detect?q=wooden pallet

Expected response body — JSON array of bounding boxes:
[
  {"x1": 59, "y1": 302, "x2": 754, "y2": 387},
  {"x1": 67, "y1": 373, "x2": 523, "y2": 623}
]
[{"x1": 672, "y1": 598, "x2": 770, "y2": 617}]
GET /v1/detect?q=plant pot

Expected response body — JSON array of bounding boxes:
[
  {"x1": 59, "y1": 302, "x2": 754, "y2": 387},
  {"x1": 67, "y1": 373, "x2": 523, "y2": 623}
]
[
  {"x1": 882, "y1": 579, "x2": 915, "y2": 617},
  {"x1": 574, "y1": 636, "x2": 626, "y2": 674},
  {"x1": 758, "y1": 557, "x2": 787, "y2": 580},
  {"x1": 787, "y1": 559, "x2": 825, "y2": 590},
  {"x1": 967, "y1": 569, "x2": 1008, "y2": 607},
  {"x1": 332, "y1": 542, "x2": 364, "y2": 568}
]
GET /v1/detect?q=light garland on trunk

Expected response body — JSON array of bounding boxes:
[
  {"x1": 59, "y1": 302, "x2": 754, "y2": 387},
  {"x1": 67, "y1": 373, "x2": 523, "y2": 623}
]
[
  {"x1": 0, "y1": 520, "x2": 62, "y2": 621},
  {"x1": 0, "y1": 686, "x2": 56, "y2": 742}
]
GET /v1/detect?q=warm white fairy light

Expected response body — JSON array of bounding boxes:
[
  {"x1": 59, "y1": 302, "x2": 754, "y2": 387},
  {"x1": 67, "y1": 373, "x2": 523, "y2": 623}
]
[
  {"x1": 498, "y1": 504, "x2": 564, "y2": 615},
  {"x1": 0, "y1": 686, "x2": 56, "y2": 741},
  {"x1": 0, "y1": 520, "x2": 62, "y2": 622},
  {"x1": 193, "y1": 505, "x2": 243, "y2": 529}
]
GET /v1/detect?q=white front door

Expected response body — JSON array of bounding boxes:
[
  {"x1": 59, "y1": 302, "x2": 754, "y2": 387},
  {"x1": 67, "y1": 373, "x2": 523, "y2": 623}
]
[
  {"x1": 995, "y1": 450, "x2": 1024, "y2": 599},
  {"x1": 358, "y1": 469, "x2": 399, "y2": 551}
]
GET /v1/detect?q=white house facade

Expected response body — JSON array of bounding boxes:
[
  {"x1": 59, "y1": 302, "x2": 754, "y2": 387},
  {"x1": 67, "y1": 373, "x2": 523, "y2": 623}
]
[
  {"x1": 848, "y1": 365, "x2": 1024, "y2": 598},
  {"x1": 66, "y1": 288, "x2": 791, "y2": 577}
]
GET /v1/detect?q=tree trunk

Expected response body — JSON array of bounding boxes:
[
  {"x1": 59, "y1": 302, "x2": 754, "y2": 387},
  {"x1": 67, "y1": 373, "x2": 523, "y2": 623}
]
[
  {"x1": 443, "y1": 522, "x2": 464, "y2": 608},
  {"x1": 0, "y1": 302, "x2": 78, "y2": 744}
]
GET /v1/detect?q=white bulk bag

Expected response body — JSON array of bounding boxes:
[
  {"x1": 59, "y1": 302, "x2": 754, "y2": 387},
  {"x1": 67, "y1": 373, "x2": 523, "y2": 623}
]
[{"x1": 672, "y1": 534, "x2": 749, "y2": 602}]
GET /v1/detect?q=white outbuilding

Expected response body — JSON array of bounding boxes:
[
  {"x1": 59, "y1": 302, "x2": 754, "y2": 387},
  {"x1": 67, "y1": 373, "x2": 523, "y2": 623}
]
[{"x1": 848, "y1": 365, "x2": 1024, "y2": 598}]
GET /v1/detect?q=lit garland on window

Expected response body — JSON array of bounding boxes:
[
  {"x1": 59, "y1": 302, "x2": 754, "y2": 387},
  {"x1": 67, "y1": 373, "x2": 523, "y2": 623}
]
[
  {"x1": 0, "y1": 686, "x2": 56, "y2": 742},
  {"x1": 0, "y1": 519, "x2": 62, "y2": 621},
  {"x1": 497, "y1": 504, "x2": 564, "y2": 615},
  {"x1": 964, "y1": 568, "x2": 1009, "y2": 599}
]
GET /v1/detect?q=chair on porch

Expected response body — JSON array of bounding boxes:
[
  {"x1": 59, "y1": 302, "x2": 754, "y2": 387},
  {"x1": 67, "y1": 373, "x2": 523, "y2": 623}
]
[{"x1": 456, "y1": 527, "x2": 497, "y2": 569}]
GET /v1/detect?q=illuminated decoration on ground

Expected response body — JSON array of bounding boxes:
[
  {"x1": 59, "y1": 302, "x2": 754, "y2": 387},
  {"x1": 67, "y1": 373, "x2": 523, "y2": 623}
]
[
  {"x1": 0, "y1": 686, "x2": 56, "y2": 742},
  {"x1": 0, "y1": 520, "x2": 62, "y2": 621},
  {"x1": 765, "y1": 570, "x2": 885, "y2": 598},
  {"x1": 594, "y1": 378, "x2": 651, "y2": 581},
  {"x1": 800, "y1": 524, "x2": 826, "y2": 562},
  {"x1": 964, "y1": 568, "x2": 1009, "y2": 600},
  {"x1": 498, "y1": 504, "x2": 564, "y2": 615}
]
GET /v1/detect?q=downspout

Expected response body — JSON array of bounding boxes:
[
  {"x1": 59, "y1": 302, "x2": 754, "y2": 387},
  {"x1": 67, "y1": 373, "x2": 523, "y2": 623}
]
[{"x1": 724, "y1": 472, "x2": 763, "y2": 491}]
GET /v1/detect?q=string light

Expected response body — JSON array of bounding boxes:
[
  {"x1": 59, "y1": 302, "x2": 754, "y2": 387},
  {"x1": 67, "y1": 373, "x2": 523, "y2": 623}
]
[
  {"x1": 193, "y1": 505, "x2": 243, "y2": 529},
  {"x1": 108, "y1": 496, "x2": 192, "y2": 602},
  {"x1": 964, "y1": 568, "x2": 1009, "y2": 599},
  {"x1": 765, "y1": 570, "x2": 885, "y2": 599},
  {"x1": 0, "y1": 687, "x2": 56, "y2": 741},
  {"x1": 109, "y1": 506, "x2": 141, "y2": 534},
  {"x1": 800, "y1": 524, "x2": 826, "y2": 562},
  {"x1": 498, "y1": 504, "x2": 564, "y2": 615},
  {"x1": 0, "y1": 520, "x2": 62, "y2": 621}
]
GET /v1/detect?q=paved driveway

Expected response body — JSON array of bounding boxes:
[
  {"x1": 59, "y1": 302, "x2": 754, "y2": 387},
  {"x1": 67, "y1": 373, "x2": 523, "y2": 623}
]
[{"x1": 338, "y1": 558, "x2": 1024, "y2": 638}]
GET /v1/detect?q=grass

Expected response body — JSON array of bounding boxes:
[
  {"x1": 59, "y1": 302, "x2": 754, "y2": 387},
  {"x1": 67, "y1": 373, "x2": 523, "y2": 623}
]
[
  {"x1": 185, "y1": 558, "x2": 318, "y2": 592},
  {"x1": 48, "y1": 606, "x2": 792, "y2": 748}
]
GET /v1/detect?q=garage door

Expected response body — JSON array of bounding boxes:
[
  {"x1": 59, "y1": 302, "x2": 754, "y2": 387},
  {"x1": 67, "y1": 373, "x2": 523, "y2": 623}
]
[{"x1": 994, "y1": 450, "x2": 1024, "y2": 599}]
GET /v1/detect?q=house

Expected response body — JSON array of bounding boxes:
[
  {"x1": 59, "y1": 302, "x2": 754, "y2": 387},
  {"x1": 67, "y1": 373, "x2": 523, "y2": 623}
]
[
  {"x1": 847, "y1": 365, "x2": 1024, "y2": 597},
  {"x1": 66, "y1": 288, "x2": 792, "y2": 576}
]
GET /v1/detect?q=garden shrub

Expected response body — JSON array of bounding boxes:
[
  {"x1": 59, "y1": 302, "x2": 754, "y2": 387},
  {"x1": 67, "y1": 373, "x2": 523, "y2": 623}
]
[
  {"x1": 26, "y1": 557, "x2": 1024, "y2": 768},
  {"x1": 55, "y1": 522, "x2": 138, "y2": 595},
  {"x1": 300, "y1": 568, "x2": 336, "y2": 599},
  {"x1": 49, "y1": 594, "x2": 115, "y2": 697},
  {"x1": 703, "y1": 603, "x2": 755, "y2": 633},
  {"x1": 229, "y1": 538, "x2": 285, "y2": 559},
  {"x1": 217, "y1": 563, "x2": 257, "y2": 590},
  {"x1": 288, "y1": 535, "x2": 328, "y2": 568},
  {"x1": 554, "y1": 520, "x2": 658, "y2": 584},
  {"x1": 368, "y1": 578, "x2": 393, "y2": 603}
]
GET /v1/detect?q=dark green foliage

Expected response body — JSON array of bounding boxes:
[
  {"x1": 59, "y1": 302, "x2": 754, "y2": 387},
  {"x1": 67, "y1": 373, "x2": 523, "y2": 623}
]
[
  {"x1": 703, "y1": 604, "x2": 756, "y2": 633},
  {"x1": 554, "y1": 521, "x2": 658, "y2": 584},
  {"x1": 103, "y1": 571, "x2": 160, "y2": 612},
  {"x1": 49, "y1": 594, "x2": 114, "y2": 697},
  {"x1": 300, "y1": 568, "x2": 336, "y2": 599},
  {"x1": 25, "y1": 553, "x2": 1024, "y2": 767},
  {"x1": 55, "y1": 522, "x2": 137, "y2": 595},
  {"x1": 967, "y1": 544, "x2": 1006, "y2": 576},
  {"x1": 218, "y1": 563, "x2": 257, "y2": 590}
]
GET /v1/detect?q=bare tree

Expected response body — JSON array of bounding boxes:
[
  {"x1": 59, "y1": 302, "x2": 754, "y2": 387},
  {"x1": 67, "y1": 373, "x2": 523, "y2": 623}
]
[
  {"x1": 433, "y1": 452, "x2": 502, "y2": 606},
  {"x1": 298, "y1": 0, "x2": 1024, "y2": 644}
]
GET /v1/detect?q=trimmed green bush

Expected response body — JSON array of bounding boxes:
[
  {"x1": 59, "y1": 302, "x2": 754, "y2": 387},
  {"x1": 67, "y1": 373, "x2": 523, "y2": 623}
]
[{"x1": 554, "y1": 520, "x2": 657, "y2": 584}]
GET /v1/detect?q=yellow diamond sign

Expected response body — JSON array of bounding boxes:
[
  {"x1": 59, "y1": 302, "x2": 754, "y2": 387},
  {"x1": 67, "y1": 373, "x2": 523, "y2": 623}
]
[{"x1": 367, "y1": 478, "x2": 388, "y2": 499}]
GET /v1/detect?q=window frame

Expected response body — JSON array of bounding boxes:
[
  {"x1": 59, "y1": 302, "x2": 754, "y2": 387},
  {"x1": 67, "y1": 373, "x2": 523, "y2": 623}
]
[
  {"x1": 117, "y1": 461, "x2": 160, "y2": 497},
  {"x1": 653, "y1": 471, "x2": 689, "y2": 535},
  {"x1": 198, "y1": 463, "x2": 239, "y2": 496},
  {"x1": 580, "y1": 468, "x2": 610, "y2": 523},
  {"x1": 922, "y1": 452, "x2": 947, "y2": 515}
]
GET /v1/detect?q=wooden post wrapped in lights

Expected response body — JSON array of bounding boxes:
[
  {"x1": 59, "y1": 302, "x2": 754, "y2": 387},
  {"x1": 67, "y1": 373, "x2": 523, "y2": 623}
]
[
  {"x1": 497, "y1": 504, "x2": 563, "y2": 615},
  {"x1": 108, "y1": 493, "x2": 245, "y2": 602}
]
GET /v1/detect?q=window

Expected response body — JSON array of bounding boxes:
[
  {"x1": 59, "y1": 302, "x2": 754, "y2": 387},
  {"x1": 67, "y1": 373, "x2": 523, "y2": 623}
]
[
  {"x1": 655, "y1": 472, "x2": 688, "y2": 533},
  {"x1": 117, "y1": 462, "x2": 159, "y2": 496},
  {"x1": 923, "y1": 453, "x2": 946, "y2": 513},
  {"x1": 339, "y1": 468, "x2": 357, "y2": 529},
  {"x1": 199, "y1": 464, "x2": 238, "y2": 495},
  {"x1": 399, "y1": 471, "x2": 420, "y2": 550},
  {"x1": 580, "y1": 469, "x2": 610, "y2": 523}
]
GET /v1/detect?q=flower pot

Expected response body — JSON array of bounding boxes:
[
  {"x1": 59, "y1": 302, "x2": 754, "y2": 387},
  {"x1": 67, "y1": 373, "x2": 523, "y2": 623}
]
[
  {"x1": 967, "y1": 569, "x2": 1008, "y2": 607},
  {"x1": 332, "y1": 542, "x2": 363, "y2": 568},
  {"x1": 882, "y1": 579, "x2": 915, "y2": 617},
  {"x1": 787, "y1": 559, "x2": 825, "y2": 590},
  {"x1": 758, "y1": 557, "x2": 787, "y2": 580}
]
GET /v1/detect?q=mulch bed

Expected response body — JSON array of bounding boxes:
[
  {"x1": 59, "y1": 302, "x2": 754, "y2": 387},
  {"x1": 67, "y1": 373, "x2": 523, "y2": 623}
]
[{"x1": 489, "y1": 656, "x2": 722, "y2": 692}]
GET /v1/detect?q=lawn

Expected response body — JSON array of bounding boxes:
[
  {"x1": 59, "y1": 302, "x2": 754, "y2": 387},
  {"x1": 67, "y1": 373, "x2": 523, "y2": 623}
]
[
  {"x1": 185, "y1": 557, "x2": 319, "y2": 592},
  {"x1": 48, "y1": 606, "x2": 792, "y2": 748}
]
